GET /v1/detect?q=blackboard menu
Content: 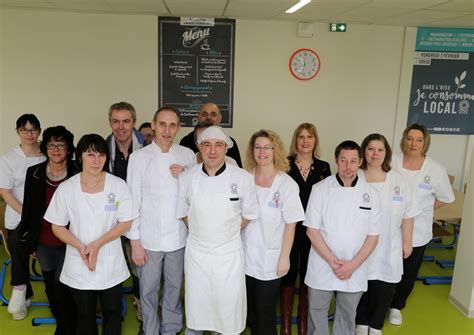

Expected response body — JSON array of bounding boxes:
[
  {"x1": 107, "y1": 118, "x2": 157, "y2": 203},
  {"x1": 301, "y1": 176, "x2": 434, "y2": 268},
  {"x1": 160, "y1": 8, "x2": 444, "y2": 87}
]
[{"x1": 158, "y1": 17, "x2": 235, "y2": 128}]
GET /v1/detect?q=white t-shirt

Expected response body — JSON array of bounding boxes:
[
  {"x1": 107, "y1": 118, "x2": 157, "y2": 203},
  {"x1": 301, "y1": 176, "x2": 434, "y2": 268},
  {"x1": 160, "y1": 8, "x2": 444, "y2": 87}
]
[
  {"x1": 242, "y1": 172, "x2": 305, "y2": 280},
  {"x1": 360, "y1": 170, "x2": 421, "y2": 283},
  {"x1": 126, "y1": 142, "x2": 195, "y2": 252},
  {"x1": 44, "y1": 173, "x2": 138, "y2": 290},
  {"x1": 0, "y1": 146, "x2": 45, "y2": 229},
  {"x1": 304, "y1": 175, "x2": 381, "y2": 292},
  {"x1": 392, "y1": 153, "x2": 455, "y2": 247}
]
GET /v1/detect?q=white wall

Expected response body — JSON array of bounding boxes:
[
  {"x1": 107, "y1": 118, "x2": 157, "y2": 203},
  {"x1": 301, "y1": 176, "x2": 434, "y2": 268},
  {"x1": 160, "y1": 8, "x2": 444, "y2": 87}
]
[
  {"x1": 1, "y1": 8, "x2": 158, "y2": 146},
  {"x1": 0, "y1": 8, "x2": 470, "y2": 184}
]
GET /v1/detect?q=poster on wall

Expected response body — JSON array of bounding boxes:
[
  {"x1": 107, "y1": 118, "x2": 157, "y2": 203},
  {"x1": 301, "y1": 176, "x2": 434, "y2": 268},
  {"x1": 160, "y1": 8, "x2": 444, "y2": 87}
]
[
  {"x1": 407, "y1": 27, "x2": 474, "y2": 135},
  {"x1": 158, "y1": 17, "x2": 235, "y2": 128}
]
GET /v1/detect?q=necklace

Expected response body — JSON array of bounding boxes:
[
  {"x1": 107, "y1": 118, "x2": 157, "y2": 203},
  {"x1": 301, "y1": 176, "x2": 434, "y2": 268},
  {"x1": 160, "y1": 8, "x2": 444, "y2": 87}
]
[
  {"x1": 80, "y1": 173, "x2": 104, "y2": 190},
  {"x1": 46, "y1": 164, "x2": 67, "y2": 181},
  {"x1": 295, "y1": 157, "x2": 313, "y2": 180}
]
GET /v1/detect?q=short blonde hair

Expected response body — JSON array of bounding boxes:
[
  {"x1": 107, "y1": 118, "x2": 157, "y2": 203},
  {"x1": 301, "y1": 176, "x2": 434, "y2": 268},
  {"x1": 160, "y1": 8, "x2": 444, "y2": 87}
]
[
  {"x1": 289, "y1": 123, "x2": 321, "y2": 158},
  {"x1": 400, "y1": 123, "x2": 431, "y2": 155},
  {"x1": 245, "y1": 130, "x2": 289, "y2": 172}
]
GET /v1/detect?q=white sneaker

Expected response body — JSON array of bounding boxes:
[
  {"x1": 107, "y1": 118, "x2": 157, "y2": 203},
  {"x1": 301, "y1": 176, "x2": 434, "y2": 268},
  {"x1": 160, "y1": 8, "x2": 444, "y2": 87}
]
[
  {"x1": 356, "y1": 324, "x2": 369, "y2": 335},
  {"x1": 11, "y1": 299, "x2": 31, "y2": 320},
  {"x1": 8, "y1": 289, "x2": 26, "y2": 314},
  {"x1": 388, "y1": 308, "x2": 403, "y2": 325},
  {"x1": 369, "y1": 327, "x2": 382, "y2": 335}
]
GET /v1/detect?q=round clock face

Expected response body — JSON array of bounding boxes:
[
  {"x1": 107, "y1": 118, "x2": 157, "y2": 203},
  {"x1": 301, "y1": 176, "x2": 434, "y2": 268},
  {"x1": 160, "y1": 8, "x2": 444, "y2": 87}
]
[{"x1": 289, "y1": 48, "x2": 321, "y2": 80}]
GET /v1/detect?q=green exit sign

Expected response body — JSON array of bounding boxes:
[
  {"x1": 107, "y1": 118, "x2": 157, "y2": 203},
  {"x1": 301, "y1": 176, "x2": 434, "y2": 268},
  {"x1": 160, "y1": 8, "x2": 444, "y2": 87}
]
[{"x1": 330, "y1": 23, "x2": 347, "y2": 32}]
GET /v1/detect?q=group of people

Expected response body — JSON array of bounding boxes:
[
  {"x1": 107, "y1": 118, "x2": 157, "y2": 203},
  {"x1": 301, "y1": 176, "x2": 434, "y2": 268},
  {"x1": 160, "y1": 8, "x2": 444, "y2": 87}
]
[{"x1": 0, "y1": 101, "x2": 455, "y2": 335}]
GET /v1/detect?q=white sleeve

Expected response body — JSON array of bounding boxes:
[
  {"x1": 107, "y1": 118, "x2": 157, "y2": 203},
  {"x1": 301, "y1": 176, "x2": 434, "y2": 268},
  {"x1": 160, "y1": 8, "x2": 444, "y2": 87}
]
[
  {"x1": 116, "y1": 180, "x2": 137, "y2": 224},
  {"x1": 240, "y1": 172, "x2": 259, "y2": 221},
  {"x1": 435, "y1": 166, "x2": 455, "y2": 204},
  {"x1": 124, "y1": 154, "x2": 142, "y2": 240},
  {"x1": 44, "y1": 183, "x2": 70, "y2": 226},
  {"x1": 303, "y1": 184, "x2": 323, "y2": 229},
  {"x1": 0, "y1": 155, "x2": 14, "y2": 189},
  {"x1": 176, "y1": 172, "x2": 191, "y2": 219},
  {"x1": 282, "y1": 178, "x2": 305, "y2": 224}
]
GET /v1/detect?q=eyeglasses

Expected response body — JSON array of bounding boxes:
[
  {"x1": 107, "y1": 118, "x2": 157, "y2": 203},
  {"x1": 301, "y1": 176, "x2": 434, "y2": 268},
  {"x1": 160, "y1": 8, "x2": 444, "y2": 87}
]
[
  {"x1": 254, "y1": 145, "x2": 273, "y2": 152},
  {"x1": 46, "y1": 143, "x2": 67, "y2": 150},
  {"x1": 18, "y1": 128, "x2": 40, "y2": 135}
]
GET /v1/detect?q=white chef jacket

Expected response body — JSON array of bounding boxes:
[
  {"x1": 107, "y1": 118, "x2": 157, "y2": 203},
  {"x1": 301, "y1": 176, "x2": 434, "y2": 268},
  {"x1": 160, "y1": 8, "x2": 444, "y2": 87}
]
[
  {"x1": 359, "y1": 170, "x2": 421, "y2": 283},
  {"x1": 0, "y1": 146, "x2": 45, "y2": 229},
  {"x1": 177, "y1": 163, "x2": 259, "y2": 224},
  {"x1": 44, "y1": 173, "x2": 138, "y2": 290},
  {"x1": 392, "y1": 153, "x2": 455, "y2": 247},
  {"x1": 242, "y1": 172, "x2": 305, "y2": 281},
  {"x1": 177, "y1": 163, "x2": 259, "y2": 333},
  {"x1": 126, "y1": 142, "x2": 195, "y2": 252},
  {"x1": 304, "y1": 174, "x2": 381, "y2": 292}
]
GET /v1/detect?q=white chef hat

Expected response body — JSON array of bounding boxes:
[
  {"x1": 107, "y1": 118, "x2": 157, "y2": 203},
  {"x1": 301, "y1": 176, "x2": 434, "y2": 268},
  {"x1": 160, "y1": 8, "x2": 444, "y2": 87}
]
[{"x1": 197, "y1": 125, "x2": 233, "y2": 149}]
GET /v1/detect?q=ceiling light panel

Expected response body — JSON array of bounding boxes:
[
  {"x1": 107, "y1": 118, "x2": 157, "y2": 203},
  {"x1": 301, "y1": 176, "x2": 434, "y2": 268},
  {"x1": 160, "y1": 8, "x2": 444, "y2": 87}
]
[
  {"x1": 276, "y1": 2, "x2": 367, "y2": 21},
  {"x1": 225, "y1": 0, "x2": 294, "y2": 18}
]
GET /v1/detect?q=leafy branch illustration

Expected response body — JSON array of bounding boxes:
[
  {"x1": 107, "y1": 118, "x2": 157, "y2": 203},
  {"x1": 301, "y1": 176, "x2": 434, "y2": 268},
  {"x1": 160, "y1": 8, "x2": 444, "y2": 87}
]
[{"x1": 454, "y1": 70, "x2": 467, "y2": 94}]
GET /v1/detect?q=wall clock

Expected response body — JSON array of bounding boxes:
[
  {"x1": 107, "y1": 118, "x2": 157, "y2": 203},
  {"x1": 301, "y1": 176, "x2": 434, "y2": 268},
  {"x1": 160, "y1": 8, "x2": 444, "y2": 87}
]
[{"x1": 289, "y1": 48, "x2": 321, "y2": 80}]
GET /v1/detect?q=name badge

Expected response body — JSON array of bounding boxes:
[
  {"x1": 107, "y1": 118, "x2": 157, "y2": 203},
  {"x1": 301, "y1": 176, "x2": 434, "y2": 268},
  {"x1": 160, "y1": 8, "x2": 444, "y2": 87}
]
[
  {"x1": 104, "y1": 204, "x2": 117, "y2": 212},
  {"x1": 418, "y1": 183, "x2": 432, "y2": 191},
  {"x1": 267, "y1": 201, "x2": 279, "y2": 208},
  {"x1": 393, "y1": 195, "x2": 403, "y2": 202},
  {"x1": 269, "y1": 192, "x2": 281, "y2": 208}
]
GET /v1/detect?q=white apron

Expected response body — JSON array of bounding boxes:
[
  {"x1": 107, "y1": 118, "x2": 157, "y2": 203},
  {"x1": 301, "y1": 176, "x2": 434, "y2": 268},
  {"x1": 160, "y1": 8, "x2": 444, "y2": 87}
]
[{"x1": 184, "y1": 172, "x2": 246, "y2": 333}]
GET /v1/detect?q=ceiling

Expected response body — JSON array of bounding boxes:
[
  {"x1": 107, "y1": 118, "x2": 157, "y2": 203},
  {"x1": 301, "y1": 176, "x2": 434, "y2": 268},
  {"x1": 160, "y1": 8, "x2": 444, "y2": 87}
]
[{"x1": 0, "y1": 0, "x2": 473, "y2": 27}]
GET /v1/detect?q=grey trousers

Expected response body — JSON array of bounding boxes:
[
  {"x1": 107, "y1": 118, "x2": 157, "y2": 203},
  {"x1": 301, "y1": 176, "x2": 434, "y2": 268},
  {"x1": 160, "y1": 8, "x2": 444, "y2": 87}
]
[
  {"x1": 308, "y1": 288, "x2": 363, "y2": 335},
  {"x1": 138, "y1": 247, "x2": 185, "y2": 335}
]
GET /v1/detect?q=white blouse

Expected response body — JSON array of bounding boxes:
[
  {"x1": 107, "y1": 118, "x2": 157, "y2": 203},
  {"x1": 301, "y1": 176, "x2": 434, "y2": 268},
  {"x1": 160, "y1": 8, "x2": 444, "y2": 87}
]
[{"x1": 44, "y1": 173, "x2": 138, "y2": 290}]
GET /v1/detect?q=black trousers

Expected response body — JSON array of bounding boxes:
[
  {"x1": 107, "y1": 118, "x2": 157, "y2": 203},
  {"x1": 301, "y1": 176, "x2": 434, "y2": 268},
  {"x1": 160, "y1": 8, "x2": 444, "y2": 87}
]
[
  {"x1": 8, "y1": 229, "x2": 33, "y2": 299},
  {"x1": 246, "y1": 275, "x2": 282, "y2": 335},
  {"x1": 43, "y1": 271, "x2": 77, "y2": 335},
  {"x1": 69, "y1": 283, "x2": 123, "y2": 335},
  {"x1": 36, "y1": 244, "x2": 77, "y2": 335},
  {"x1": 281, "y1": 224, "x2": 310, "y2": 287},
  {"x1": 391, "y1": 245, "x2": 426, "y2": 310},
  {"x1": 356, "y1": 280, "x2": 397, "y2": 330}
]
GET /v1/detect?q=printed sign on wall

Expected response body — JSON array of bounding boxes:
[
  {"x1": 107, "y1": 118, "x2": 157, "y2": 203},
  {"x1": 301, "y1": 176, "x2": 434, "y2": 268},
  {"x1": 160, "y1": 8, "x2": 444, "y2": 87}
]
[
  {"x1": 158, "y1": 17, "x2": 235, "y2": 128},
  {"x1": 407, "y1": 27, "x2": 474, "y2": 135}
]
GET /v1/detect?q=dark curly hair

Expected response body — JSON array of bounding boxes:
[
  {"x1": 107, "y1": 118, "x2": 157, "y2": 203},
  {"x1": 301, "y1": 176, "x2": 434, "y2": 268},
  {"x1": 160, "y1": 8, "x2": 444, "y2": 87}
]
[{"x1": 40, "y1": 126, "x2": 75, "y2": 159}]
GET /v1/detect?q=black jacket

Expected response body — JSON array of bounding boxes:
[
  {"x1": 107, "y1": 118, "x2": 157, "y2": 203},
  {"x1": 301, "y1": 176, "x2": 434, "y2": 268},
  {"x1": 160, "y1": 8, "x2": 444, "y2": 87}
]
[
  {"x1": 287, "y1": 155, "x2": 331, "y2": 211},
  {"x1": 16, "y1": 159, "x2": 80, "y2": 253}
]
